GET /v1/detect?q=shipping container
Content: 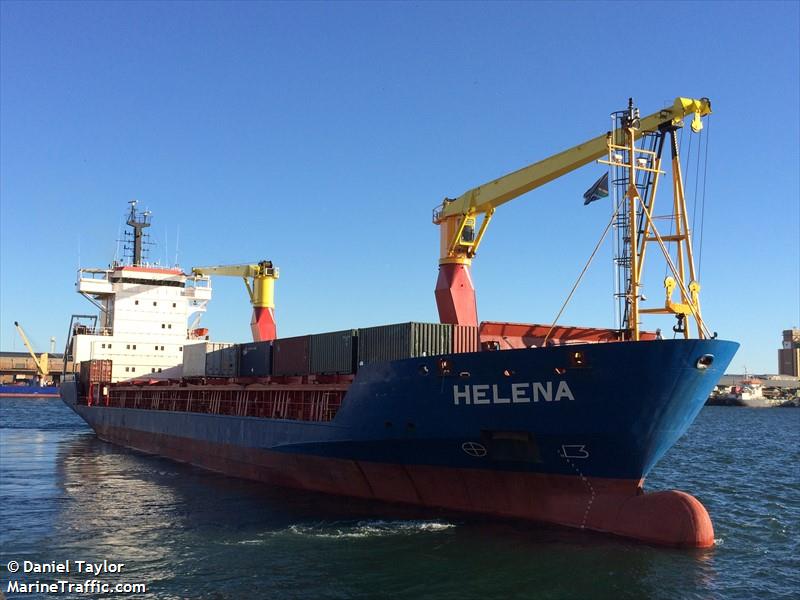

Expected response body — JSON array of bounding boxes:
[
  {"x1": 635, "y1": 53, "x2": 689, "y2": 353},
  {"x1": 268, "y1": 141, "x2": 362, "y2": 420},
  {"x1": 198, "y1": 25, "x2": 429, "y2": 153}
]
[
  {"x1": 182, "y1": 342, "x2": 236, "y2": 377},
  {"x1": 238, "y1": 341, "x2": 272, "y2": 377},
  {"x1": 310, "y1": 329, "x2": 357, "y2": 374},
  {"x1": 80, "y1": 359, "x2": 113, "y2": 383},
  {"x1": 358, "y1": 322, "x2": 452, "y2": 366},
  {"x1": 182, "y1": 342, "x2": 210, "y2": 377},
  {"x1": 272, "y1": 335, "x2": 311, "y2": 376},
  {"x1": 206, "y1": 344, "x2": 239, "y2": 378},
  {"x1": 452, "y1": 325, "x2": 479, "y2": 354}
]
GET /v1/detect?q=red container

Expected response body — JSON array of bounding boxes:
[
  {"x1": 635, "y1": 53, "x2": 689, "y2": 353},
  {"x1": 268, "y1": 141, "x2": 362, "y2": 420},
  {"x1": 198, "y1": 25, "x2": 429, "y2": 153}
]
[
  {"x1": 452, "y1": 325, "x2": 479, "y2": 353},
  {"x1": 272, "y1": 335, "x2": 310, "y2": 376},
  {"x1": 80, "y1": 359, "x2": 113, "y2": 383}
]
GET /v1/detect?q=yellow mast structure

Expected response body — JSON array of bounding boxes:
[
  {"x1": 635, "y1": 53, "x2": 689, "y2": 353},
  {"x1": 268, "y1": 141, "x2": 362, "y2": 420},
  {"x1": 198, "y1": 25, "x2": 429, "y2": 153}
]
[{"x1": 14, "y1": 321, "x2": 49, "y2": 379}]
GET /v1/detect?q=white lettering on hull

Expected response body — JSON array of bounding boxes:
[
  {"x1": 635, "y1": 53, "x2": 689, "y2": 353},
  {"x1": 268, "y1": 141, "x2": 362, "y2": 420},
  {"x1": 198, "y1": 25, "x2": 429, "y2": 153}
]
[{"x1": 453, "y1": 381, "x2": 575, "y2": 405}]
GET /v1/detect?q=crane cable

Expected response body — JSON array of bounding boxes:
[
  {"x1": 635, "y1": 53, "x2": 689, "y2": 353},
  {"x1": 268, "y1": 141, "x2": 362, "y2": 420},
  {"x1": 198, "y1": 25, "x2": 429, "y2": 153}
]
[
  {"x1": 691, "y1": 127, "x2": 703, "y2": 248},
  {"x1": 544, "y1": 201, "x2": 619, "y2": 346},
  {"x1": 698, "y1": 116, "x2": 711, "y2": 274}
]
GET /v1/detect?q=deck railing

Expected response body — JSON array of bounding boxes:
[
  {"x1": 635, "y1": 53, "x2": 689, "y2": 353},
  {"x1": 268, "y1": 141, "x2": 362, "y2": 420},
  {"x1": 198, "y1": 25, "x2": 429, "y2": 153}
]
[{"x1": 83, "y1": 384, "x2": 347, "y2": 422}]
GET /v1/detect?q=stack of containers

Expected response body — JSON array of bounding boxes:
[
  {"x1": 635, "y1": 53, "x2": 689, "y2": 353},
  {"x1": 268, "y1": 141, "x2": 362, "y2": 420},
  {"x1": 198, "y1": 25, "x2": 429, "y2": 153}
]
[
  {"x1": 357, "y1": 322, "x2": 452, "y2": 366},
  {"x1": 310, "y1": 329, "x2": 358, "y2": 374}
]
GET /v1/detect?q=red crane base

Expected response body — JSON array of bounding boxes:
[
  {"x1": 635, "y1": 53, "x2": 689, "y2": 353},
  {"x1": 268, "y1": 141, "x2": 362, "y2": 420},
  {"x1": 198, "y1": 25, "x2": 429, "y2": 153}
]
[
  {"x1": 251, "y1": 307, "x2": 277, "y2": 342},
  {"x1": 435, "y1": 263, "x2": 478, "y2": 326}
]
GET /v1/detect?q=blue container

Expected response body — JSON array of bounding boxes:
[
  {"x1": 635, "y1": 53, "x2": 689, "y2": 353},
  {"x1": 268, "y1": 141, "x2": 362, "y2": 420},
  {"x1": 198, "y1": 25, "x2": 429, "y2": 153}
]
[{"x1": 238, "y1": 341, "x2": 272, "y2": 377}]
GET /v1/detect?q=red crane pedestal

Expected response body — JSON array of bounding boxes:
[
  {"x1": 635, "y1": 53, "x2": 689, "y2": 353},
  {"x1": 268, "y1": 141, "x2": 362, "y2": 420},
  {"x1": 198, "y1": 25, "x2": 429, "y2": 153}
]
[
  {"x1": 435, "y1": 263, "x2": 478, "y2": 327},
  {"x1": 251, "y1": 307, "x2": 277, "y2": 342}
]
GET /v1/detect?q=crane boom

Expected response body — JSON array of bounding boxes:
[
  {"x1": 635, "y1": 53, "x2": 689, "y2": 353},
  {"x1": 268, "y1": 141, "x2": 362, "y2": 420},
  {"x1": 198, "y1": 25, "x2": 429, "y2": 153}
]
[
  {"x1": 433, "y1": 97, "x2": 712, "y2": 329},
  {"x1": 435, "y1": 97, "x2": 711, "y2": 221},
  {"x1": 191, "y1": 261, "x2": 279, "y2": 342},
  {"x1": 14, "y1": 321, "x2": 49, "y2": 377}
]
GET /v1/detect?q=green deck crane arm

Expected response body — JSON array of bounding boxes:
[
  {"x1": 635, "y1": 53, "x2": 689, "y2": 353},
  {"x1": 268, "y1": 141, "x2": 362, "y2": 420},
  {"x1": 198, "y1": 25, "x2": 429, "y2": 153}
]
[{"x1": 435, "y1": 97, "x2": 711, "y2": 220}]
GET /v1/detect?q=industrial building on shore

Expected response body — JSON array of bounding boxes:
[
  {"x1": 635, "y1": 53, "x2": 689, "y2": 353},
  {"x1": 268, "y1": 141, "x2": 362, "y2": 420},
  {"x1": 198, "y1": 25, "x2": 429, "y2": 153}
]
[{"x1": 778, "y1": 329, "x2": 800, "y2": 377}]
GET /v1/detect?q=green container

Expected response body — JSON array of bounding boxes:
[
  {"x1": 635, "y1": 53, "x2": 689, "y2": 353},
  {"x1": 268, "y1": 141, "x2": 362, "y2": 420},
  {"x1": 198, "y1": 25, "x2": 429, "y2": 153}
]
[
  {"x1": 310, "y1": 329, "x2": 358, "y2": 374},
  {"x1": 357, "y1": 322, "x2": 452, "y2": 366}
]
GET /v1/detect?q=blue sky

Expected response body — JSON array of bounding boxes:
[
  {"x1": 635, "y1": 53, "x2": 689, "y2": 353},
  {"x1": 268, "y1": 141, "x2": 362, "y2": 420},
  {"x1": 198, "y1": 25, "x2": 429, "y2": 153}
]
[{"x1": 1, "y1": 1, "x2": 798, "y2": 374}]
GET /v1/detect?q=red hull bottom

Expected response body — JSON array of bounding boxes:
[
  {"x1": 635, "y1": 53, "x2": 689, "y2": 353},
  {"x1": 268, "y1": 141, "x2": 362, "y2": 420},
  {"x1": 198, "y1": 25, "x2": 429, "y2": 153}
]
[{"x1": 94, "y1": 424, "x2": 714, "y2": 548}]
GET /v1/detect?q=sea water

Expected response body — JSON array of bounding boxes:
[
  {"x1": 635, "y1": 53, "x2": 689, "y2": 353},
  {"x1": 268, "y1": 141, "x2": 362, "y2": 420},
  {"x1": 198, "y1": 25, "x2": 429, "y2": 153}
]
[{"x1": 1, "y1": 398, "x2": 797, "y2": 599}]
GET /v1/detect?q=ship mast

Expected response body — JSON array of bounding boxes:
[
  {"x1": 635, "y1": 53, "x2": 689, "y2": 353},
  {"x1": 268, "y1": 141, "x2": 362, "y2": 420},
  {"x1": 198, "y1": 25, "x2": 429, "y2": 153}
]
[
  {"x1": 602, "y1": 99, "x2": 710, "y2": 340},
  {"x1": 125, "y1": 200, "x2": 151, "y2": 266}
]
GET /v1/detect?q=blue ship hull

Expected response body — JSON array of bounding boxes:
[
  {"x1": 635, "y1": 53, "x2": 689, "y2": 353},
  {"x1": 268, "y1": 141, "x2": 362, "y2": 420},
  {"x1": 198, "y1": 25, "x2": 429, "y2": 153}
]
[
  {"x1": 0, "y1": 384, "x2": 59, "y2": 397},
  {"x1": 62, "y1": 338, "x2": 738, "y2": 546}
]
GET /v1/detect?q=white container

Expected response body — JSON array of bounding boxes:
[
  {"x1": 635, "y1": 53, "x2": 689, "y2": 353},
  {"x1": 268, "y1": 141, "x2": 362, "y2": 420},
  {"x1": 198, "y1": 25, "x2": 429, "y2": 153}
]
[
  {"x1": 183, "y1": 342, "x2": 238, "y2": 377},
  {"x1": 182, "y1": 342, "x2": 210, "y2": 377}
]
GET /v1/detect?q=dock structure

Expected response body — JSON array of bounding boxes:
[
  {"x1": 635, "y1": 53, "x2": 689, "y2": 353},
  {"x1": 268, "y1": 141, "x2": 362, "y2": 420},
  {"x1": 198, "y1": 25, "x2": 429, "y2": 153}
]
[{"x1": 0, "y1": 352, "x2": 72, "y2": 385}]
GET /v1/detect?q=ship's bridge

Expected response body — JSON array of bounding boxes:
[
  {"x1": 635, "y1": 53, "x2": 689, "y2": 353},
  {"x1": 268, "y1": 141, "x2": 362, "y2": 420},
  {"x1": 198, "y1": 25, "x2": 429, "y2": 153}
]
[{"x1": 70, "y1": 264, "x2": 213, "y2": 381}]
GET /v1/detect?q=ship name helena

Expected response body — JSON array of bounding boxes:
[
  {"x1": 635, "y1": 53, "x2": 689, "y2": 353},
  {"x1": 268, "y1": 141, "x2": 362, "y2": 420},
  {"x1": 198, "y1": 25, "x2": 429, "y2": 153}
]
[{"x1": 453, "y1": 381, "x2": 575, "y2": 405}]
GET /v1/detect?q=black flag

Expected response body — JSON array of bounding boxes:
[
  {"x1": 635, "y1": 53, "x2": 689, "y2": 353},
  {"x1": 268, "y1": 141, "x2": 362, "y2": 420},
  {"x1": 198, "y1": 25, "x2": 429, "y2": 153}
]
[{"x1": 583, "y1": 172, "x2": 609, "y2": 205}]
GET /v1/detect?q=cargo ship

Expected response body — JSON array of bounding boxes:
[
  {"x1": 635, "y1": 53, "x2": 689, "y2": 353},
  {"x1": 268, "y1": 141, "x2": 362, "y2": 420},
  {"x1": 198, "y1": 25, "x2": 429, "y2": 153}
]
[{"x1": 61, "y1": 98, "x2": 737, "y2": 547}]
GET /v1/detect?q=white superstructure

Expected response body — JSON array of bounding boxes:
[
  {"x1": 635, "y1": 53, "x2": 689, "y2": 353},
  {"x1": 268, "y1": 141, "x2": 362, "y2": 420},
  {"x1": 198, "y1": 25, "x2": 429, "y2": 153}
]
[{"x1": 68, "y1": 265, "x2": 212, "y2": 382}]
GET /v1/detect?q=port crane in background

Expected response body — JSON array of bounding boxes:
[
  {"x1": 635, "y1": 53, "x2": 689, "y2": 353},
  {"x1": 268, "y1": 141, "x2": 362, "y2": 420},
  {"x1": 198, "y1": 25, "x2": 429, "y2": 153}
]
[
  {"x1": 433, "y1": 96, "x2": 712, "y2": 340},
  {"x1": 14, "y1": 321, "x2": 50, "y2": 382},
  {"x1": 191, "y1": 261, "x2": 279, "y2": 342}
]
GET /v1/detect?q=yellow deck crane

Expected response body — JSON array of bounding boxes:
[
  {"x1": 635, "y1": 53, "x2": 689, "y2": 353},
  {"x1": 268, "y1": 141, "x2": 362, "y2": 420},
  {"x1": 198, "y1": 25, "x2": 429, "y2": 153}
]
[
  {"x1": 433, "y1": 97, "x2": 712, "y2": 340},
  {"x1": 191, "y1": 261, "x2": 279, "y2": 342},
  {"x1": 13, "y1": 321, "x2": 50, "y2": 383}
]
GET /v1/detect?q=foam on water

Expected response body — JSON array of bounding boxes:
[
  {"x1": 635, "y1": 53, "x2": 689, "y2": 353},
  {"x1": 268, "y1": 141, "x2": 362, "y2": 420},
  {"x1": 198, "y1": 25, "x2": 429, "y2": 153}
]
[{"x1": 284, "y1": 519, "x2": 456, "y2": 539}]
